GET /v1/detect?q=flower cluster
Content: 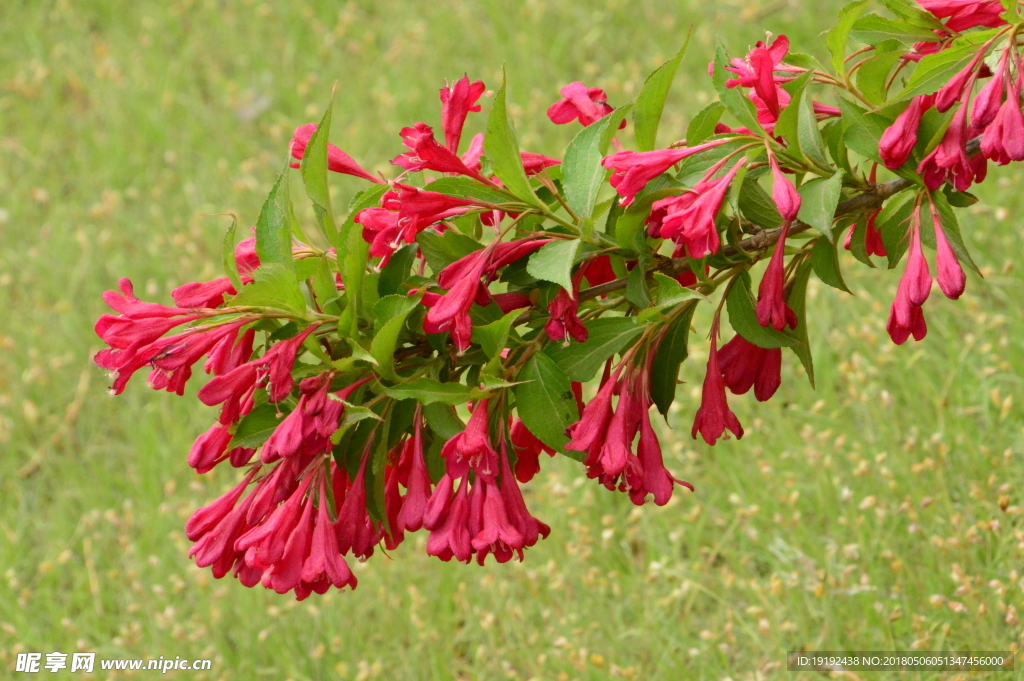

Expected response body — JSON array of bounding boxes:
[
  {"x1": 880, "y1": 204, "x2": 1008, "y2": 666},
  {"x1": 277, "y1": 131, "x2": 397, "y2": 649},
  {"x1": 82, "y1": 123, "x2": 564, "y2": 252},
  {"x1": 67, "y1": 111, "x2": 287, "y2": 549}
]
[{"x1": 94, "y1": 0, "x2": 1024, "y2": 599}]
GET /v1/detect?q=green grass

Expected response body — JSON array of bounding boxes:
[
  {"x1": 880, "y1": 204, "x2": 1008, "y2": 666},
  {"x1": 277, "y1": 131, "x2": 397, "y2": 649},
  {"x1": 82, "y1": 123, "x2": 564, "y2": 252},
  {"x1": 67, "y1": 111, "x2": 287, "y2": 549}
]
[{"x1": 2, "y1": 0, "x2": 1024, "y2": 679}]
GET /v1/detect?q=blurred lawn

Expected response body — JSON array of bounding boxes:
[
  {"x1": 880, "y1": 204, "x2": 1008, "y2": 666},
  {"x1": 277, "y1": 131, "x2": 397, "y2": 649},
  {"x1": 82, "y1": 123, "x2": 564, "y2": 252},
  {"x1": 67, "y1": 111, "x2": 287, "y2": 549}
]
[{"x1": 2, "y1": 0, "x2": 1024, "y2": 679}]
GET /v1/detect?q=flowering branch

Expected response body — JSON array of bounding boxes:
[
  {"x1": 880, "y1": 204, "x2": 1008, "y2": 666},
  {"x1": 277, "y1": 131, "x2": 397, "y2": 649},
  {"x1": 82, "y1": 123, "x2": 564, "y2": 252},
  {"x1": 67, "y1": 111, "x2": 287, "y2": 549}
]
[{"x1": 93, "y1": 2, "x2": 1024, "y2": 600}]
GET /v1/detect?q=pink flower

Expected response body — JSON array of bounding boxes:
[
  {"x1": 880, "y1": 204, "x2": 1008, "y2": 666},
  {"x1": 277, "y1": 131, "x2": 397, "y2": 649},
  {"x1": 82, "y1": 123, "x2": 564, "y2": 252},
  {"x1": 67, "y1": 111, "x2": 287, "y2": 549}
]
[
  {"x1": 497, "y1": 439, "x2": 550, "y2": 548},
  {"x1": 717, "y1": 334, "x2": 782, "y2": 402},
  {"x1": 547, "y1": 81, "x2": 621, "y2": 127},
  {"x1": 602, "y1": 139, "x2": 731, "y2": 206},
  {"x1": 724, "y1": 35, "x2": 791, "y2": 90},
  {"x1": 887, "y1": 299, "x2": 928, "y2": 344},
  {"x1": 288, "y1": 123, "x2": 381, "y2": 183},
  {"x1": 634, "y1": 392, "x2": 691, "y2": 506},
  {"x1": 972, "y1": 50, "x2": 1009, "y2": 128},
  {"x1": 901, "y1": 208, "x2": 933, "y2": 307},
  {"x1": 930, "y1": 202, "x2": 966, "y2": 299},
  {"x1": 188, "y1": 423, "x2": 234, "y2": 473},
  {"x1": 470, "y1": 476, "x2": 524, "y2": 564},
  {"x1": 769, "y1": 154, "x2": 800, "y2": 222},
  {"x1": 335, "y1": 451, "x2": 382, "y2": 560},
  {"x1": 658, "y1": 157, "x2": 747, "y2": 257},
  {"x1": 510, "y1": 418, "x2": 554, "y2": 483},
  {"x1": 566, "y1": 371, "x2": 618, "y2": 460},
  {"x1": 301, "y1": 477, "x2": 357, "y2": 591},
  {"x1": 691, "y1": 328, "x2": 744, "y2": 445},
  {"x1": 880, "y1": 95, "x2": 931, "y2": 170},
  {"x1": 918, "y1": 104, "x2": 987, "y2": 191},
  {"x1": 425, "y1": 477, "x2": 472, "y2": 563},
  {"x1": 441, "y1": 399, "x2": 499, "y2": 479},
  {"x1": 440, "y1": 75, "x2": 486, "y2": 153},
  {"x1": 198, "y1": 363, "x2": 258, "y2": 425},
  {"x1": 521, "y1": 152, "x2": 561, "y2": 176},
  {"x1": 888, "y1": 206, "x2": 932, "y2": 345},
  {"x1": 395, "y1": 409, "x2": 433, "y2": 533},
  {"x1": 392, "y1": 122, "x2": 486, "y2": 179},
  {"x1": 916, "y1": 0, "x2": 1006, "y2": 31},
  {"x1": 756, "y1": 221, "x2": 798, "y2": 331},
  {"x1": 545, "y1": 273, "x2": 588, "y2": 344},
  {"x1": 981, "y1": 75, "x2": 1024, "y2": 166},
  {"x1": 251, "y1": 323, "x2": 321, "y2": 402}
]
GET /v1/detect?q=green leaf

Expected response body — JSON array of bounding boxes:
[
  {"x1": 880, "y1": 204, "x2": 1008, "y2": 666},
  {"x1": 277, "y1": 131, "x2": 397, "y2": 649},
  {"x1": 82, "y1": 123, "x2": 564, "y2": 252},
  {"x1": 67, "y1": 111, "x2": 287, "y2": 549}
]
[
  {"x1": 485, "y1": 68, "x2": 541, "y2": 208},
  {"x1": 633, "y1": 34, "x2": 690, "y2": 151},
  {"x1": 545, "y1": 317, "x2": 643, "y2": 382},
  {"x1": 220, "y1": 214, "x2": 244, "y2": 293},
  {"x1": 855, "y1": 50, "x2": 903, "y2": 105},
  {"x1": 416, "y1": 229, "x2": 483, "y2": 273},
  {"x1": 228, "y1": 403, "x2": 283, "y2": 450},
  {"x1": 527, "y1": 239, "x2": 581, "y2": 291},
  {"x1": 738, "y1": 175, "x2": 783, "y2": 229},
  {"x1": 422, "y1": 402, "x2": 465, "y2": 441},
  {"x1": 425, "y1": 177, "x2": 518, "y2": 206},
  {"x1": 836, "y1": 97, "x2": 889, "y2": 164},
  {"x1": 228, "y1": 262, "x2": 306, "y2": 315},
  {"x1": 377, "y1": 243, "x2": 418, "y2": 297},
  {"x1": 311, "y1": 256, "x2": 341, "y2": 312},
  {"x1": 338, "y1": 184, "x2": 389, "y2": 334},
  {"x1": 515, "y1": 353, "x2": 578, "y2": 452},
  {"x1": 797, "y1": 88, "x2": 830, "y2": 169},
  {"x1": 773, "y1": 72, "x2": 813, "y2": 151},
  {"x1": 930, "y1": 190, "x2": 981, "y2": 276},
  {"x1": 726, "y1": 270, "x2": 797, "y2": 349},
  {"x1": 652, "y1": 272, "x2": 707, "y2": 307},
  {"x1": 877, "y1": 0, "x2": 947, "y2": 29},
  {"x1": 369, "y1": 293, "x2": 420, "y2": 380},
  {"x1": 562, "y1": 104, "x2": 633, "y2": 219},
  {"x1": 796, "y1": 173, "x2": 844, "y2": 241},
  {"x1": 850, "y1": 14, "x2": 942, "y2": 45},
  {"x1": 383, "y1": 378, "x2": 473, "y2": 406},
  {"x1": 822, "y1": 120, "x2": 852, "y2": 174},
  {"x1": 686, "y1": 102, "x2": 726, "y2": 146},
  {"x1": 810, "y1": 236, "x2": 851, "y2": 292},
  {"x1": 473, "y1": 308, "x2": 525, "y2": 359},
  {"x1": 650, "y1": 304, "x2": 697, "y2": 417},
  {"x1": 625, "y1": 265, "x2": 651, "y2": 308},
  {"x1": 894, "y1": 31, "x2": 997, "y2": 102},
  {"x1": 300, "y1": 97, "x2": 338, "y2": 245},
  {"x1": 827, "y1": 0, "x2": 870, "y2": 76},
  {"x1": 332, "y1": 400, "x2": 383, "y2": 428},
  {"x1": 713, "y1": 42, "x2": 765, "y2": 136},
  {"x1": 786, "y1": 260, "x2": 815, "y2": 388},
  {"x1": 255, "y1": 161, "x2": 295, "y2": 272}
]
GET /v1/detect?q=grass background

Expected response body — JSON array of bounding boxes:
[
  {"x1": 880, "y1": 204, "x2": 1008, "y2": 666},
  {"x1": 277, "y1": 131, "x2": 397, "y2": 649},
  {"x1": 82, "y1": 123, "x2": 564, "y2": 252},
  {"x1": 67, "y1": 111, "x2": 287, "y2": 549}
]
[{"x1": 2, "y1": 0, "x2": 1024, "y2": 678}]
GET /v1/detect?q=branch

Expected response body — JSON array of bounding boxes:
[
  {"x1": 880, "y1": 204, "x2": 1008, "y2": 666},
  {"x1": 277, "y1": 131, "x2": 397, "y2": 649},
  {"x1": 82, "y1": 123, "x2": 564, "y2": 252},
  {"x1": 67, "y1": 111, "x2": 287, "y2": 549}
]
[{"x1": 578, "y1": 138, "x2": 982, "y2": 302}]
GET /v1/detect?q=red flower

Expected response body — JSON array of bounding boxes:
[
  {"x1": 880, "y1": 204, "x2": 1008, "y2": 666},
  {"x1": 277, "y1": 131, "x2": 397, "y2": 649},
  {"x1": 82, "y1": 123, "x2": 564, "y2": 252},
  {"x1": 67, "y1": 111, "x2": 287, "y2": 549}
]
[
  {"x1": 930, "y1": 202, "x2": 966, "y2": 299},
  {"x1": 769, "y1": 154, "x2": 800, "y2": 222},
  {"x1": 545, "y1": 272, "x2": 588, "y2": 344},
  {"x1": 691, "y1": 328, "x2": 744, "y2": 445},
  {"x1": 510, "y1": 418, "x2": 554, "y2": 483},
  {"x1": 657, "y1": 156, "x2": 746, "y2": 257},
  {"x1": 756, "y1": 221, "x2": 797, "y2": 331},
  {"x1": 547, "y1": 81, "x2": 621, "y2": 127},
  {"x1": 602, "y1": 139, "x2": 731, "y2": 206},
  {"x1": 289, "y1": 123, "x2": 381, "y2": 183},
  {"x1": 392, "y1": 122, "x2": 487, "y2": 179},
  {"x1": 919, "y1": 105, "x2": 987, "y2": 191},
  {"x1": 301, "y1": 477, "x2": 357, "y2": 592},
  {"x1": 440, "y1": 75, "x2": 486, "y2": 153},
  {"x1": 395, "y1": 408, "x2": 433, "y2": 533},
  {"x1": 880, "y1": 95, "x2": 931, "y2": 170},
  {"x1": 717, "y1": 334, "x2": 782, "y2": 402},
  {"x1": 981, "y1": 74, "x2": 1024, "y2": 166},
  {"x1": 916, "y1": 0, "x2": 1006, "y2": 31}
]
